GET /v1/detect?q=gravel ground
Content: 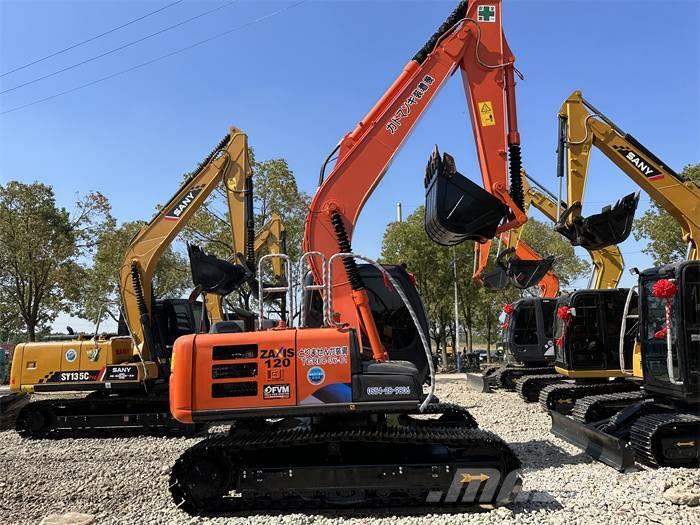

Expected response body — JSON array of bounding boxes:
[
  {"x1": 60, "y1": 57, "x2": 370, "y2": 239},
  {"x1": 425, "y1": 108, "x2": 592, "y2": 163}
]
[{"x1": 1, "y1": 374, "x2": 698, "y2": 525}]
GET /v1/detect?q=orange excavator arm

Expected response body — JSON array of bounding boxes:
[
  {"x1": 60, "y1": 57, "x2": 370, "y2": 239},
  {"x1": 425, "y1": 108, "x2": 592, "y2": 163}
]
[{"x1": 302, "y1": 1, "x2": 525, "y2": 355}]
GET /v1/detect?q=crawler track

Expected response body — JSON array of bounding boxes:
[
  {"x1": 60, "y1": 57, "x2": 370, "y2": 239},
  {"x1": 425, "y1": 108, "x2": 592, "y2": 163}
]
[
  {"x1": 15, "y1": 396, "x2": 201, "y2": 439},
  {"x1": 170, "y1": 404, "x2": 521, "y2": 514},
  {"x1": 539, "y1": 381, "x2": 641, "y2": 415},
  {"x1": 571, "y1": 390, "x2": 648, "y2": 423}
]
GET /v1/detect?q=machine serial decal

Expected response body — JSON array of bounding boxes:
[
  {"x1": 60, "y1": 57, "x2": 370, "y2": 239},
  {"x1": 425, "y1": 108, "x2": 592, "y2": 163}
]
[
  {"x1": 65, "y1": 349, "x2": 78, "y2": 362},
  {"x1": 164, "y1": 186, "x2": 204, "y2": 220},
  {"x1": 307, "y1": 367, "x2": 325, "y2": 386},
  {"x1": 42, "y1": 370, "x2": 100, "y2": 383},
  {"x1": 366, "y1": 386, "x2": 412, "y2": 396},
  {"x1": 385, "y1": 75, "x2": 435, "y2": 135},
  {"x1": 263, "y1": 384, "x2": 291, "y2": 400},
  {"x1": 612, "y1": 146, "x2": 662, "y2": 180},
  {"x1": 297, "y1": 346, "x2": 348, "y2": 366}
]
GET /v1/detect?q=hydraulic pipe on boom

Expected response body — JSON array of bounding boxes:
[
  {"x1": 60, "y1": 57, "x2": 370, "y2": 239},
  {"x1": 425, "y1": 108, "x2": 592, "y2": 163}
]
[{"x1": 304, "y1": 0, "x2": 526, "y2": 361}]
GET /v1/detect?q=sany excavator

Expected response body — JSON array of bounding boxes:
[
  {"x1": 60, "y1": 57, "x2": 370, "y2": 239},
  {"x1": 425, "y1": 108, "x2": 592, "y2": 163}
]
[
  {"x1": 10, "y1": 128, "x2": 271, "y2": 437},
  {"x1": 516, "y1": 90, "x2": 700, "y2": 413},
  {"x1": 168, "y1": 1, "x2": 526, "y2": 512},
  {"x1": 467, "y1": 174, "x2": 624, "y2": 392},
  {"x1": 540, "y1": 91, "x2": 700, "y2": 469}
]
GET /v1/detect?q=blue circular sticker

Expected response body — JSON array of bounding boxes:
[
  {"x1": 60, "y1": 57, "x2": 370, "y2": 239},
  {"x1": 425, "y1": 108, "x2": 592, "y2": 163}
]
[
  {"x1": 65, "y1": 349, "x2": 78, "y2": 362},
  {"x1": 307, "y1": 366, "x2": 325, "y2": 385}
]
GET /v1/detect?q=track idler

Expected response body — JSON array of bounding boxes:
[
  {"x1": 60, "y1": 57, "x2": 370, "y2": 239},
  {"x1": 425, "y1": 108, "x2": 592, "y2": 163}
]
[
  {"x1": 555, "y1": 192, "x2": 639, "y2": 251},
  {"x1": 425, "y1": 147, "x2": 508, "y2": 246}
]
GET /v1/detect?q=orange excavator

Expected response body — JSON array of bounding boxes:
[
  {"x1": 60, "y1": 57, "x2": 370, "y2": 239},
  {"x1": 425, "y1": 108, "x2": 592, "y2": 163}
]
[{"x1": 168, "y1": 1, "x2": 526, "y2": 512}]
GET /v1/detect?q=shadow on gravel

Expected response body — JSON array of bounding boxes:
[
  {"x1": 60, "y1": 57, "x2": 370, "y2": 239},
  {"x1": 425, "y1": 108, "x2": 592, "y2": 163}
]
[
  {"x1": 192, "y1": 505, "x2": 515, "y2": 519},
  {"x1": 511, "y1": 439, "x2": 591, "y2": 471}
]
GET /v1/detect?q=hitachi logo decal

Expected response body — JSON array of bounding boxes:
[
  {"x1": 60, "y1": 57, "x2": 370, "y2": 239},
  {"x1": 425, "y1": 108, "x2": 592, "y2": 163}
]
[
  {"x1": 164, "y1": 186, "x2": 203, "y2": 220},
  {"x1": 613, "y1": 146, "x2": 662, "y2": 180}
]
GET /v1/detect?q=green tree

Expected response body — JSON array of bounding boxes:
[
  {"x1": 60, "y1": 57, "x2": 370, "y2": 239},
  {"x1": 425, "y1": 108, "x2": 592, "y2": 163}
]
[
  {"x1": 519, "y1": 217, "x2": 589, "y2": 285},
  {"x1": 0, "y1": 181, "x2": 111, "y2": 341},
  {"x1": 633, "y1": 163, "x2": 700, "y2": 265},
  {"x1": 81, "y1": 221, "x2": 191, "y2": 323},
  {"x1": 182, "y1": 148, "x2": 310, "y2": 261}
]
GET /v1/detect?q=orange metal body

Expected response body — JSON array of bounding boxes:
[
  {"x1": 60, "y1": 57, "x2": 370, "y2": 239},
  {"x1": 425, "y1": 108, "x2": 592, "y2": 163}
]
[
  {"x1": 170, "y1": 328, "x2": 354, "y2": 423},
  {"x1": 303, "y1": 0, "x2": 524, "y2": 337}
]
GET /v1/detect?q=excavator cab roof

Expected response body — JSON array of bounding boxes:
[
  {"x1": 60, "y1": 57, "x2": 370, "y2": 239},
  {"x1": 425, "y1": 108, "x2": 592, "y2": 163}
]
[{"x1": 424, "y1": 148, "x2": 508, "y2": 246}]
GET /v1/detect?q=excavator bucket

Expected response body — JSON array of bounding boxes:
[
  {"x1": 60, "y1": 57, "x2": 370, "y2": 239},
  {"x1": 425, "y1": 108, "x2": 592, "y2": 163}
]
[
  {"x1": 187, "y1": 244, "x2": 250, "y2": 296},
  {"x1": 481, "y1": 266, "x2": 510, "y2": 290},
  {"x1": 555, "y1": 192, "x2": 639, "y2": 251},
  {"x1": 482, "y1": 249, "x2": 555, "y2": 290},
  {"x1": 425, "y1": 147, "x2": 508, "y2": 245},
  {"x1": 507, "y1": 256, "x2": 556, "y2": 289}
]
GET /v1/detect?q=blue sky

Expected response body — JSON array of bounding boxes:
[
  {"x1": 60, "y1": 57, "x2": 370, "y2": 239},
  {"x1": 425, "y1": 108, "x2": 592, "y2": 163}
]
[{"x1": 1, "y1": 0, "x2": 698, "y2": 329}]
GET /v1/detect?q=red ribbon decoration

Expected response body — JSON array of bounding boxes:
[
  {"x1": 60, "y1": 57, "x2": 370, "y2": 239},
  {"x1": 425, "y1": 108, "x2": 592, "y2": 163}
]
[
  {"x1": 652, "y1": 278, "x2": 677, "y2": 299},
  {"x1": 652, "y1": 279, "x2": 676, "y2": 339},
  {"x1": 557, "y1": 305, "x2": 573, "y2": 322},
  {"x1": 555, "y1": 305, "x2": 573, "y2": 349},
  {"x1": 503, "y1": 303, "x2": 514, "y2": 315}
]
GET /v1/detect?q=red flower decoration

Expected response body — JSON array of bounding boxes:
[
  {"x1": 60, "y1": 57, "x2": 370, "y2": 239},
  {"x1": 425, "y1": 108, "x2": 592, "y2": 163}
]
[
  {"x1": 652, "y1": 279, "x2": 677, "y2": 299},
  {"x1": 503, "y1": 303, "x2": 514, "y2": 315},
  {"x1": 557, "y1": 305, "x2": 573, "y2": 322}
]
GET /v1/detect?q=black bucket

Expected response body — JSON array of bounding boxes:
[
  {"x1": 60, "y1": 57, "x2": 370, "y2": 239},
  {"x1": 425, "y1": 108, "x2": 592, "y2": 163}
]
[
  {"x1": 425, "y1": 147, "x2": 508, "y2": 245},
  {"x1": 481, "y1": 265, "x2": 510, "y2": 289},
  {"x1": 507, "y1": 256, "x2": 555, "y2": 289},
  {"x1": 555, "y1": 192, "x2": 639, "y2": 251},
  {"x1": 187, "y1": 243, "x2": 250, "y2": 296},
  {"x1": 482, "y1": 248, "x2": 554, "y2": 290}
]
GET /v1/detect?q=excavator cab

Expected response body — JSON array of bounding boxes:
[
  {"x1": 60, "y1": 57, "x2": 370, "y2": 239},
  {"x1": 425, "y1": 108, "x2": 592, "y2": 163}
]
[
  {"x1": 424, "y1": 147, "x2": 508, "y2": 245},
  {"x1": 555, "y1": 193, "x2": 639, "y2": 252},
  {"x1": 553, "y1": 288, "x2": 637, "y2": 377},
  {"x1": 504, "y1": 298, "x2": 557, "y2": 366},
  {"x1": 302, "y1": 264, "x2": 431, "y2": 384},
  {"x1": 482, "y1": 248, "x2": 555, "y2": 290},
  {"x1": 639, "y1": 260, "x2": 700, "y2": 402}
]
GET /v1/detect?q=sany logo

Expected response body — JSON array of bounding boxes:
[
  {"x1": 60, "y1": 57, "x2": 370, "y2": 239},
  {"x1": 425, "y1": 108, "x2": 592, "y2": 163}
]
[
  {"x1": 613, "y1": 146, "x2": 663, "y2": 180},
  {"x1": 164, "y1": 186, "x2": 203, "y2": 221}
]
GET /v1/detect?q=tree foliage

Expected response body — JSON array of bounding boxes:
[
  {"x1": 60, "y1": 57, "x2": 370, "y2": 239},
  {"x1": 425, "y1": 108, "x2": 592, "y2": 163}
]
[
  {"x1": 379, "y1": 207, "x2": 588, "y2": 366},
  {"x1": 0, "y1": 181, "x2": 111, "y2": 340},
  {"x1": 633, "y1": 163, "x2": 700, "y2": 265},
  {"x1": 80, "y1": 221, "x2": 191, "y2": 323},
  {"x1": 520, "y1": 217, "x2": 590, "y2": 285}
]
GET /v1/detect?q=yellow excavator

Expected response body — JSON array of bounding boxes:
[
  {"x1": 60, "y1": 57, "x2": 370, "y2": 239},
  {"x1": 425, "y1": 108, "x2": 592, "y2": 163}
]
[
  {"x1": 468, "y1": 173, "x2": 625, "y2": 392},
  {"x1": 517, "y1": 91, "x2": 698, "y2": 406},
  {"x1": 10, "y1": 127, "x2": 282, "y2": 437}
]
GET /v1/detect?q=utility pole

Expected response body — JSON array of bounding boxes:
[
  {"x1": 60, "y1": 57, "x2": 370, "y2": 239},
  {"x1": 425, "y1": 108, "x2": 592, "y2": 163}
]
[
  {"x1": 452, "y1": 247, "x2": 460, "y2": 357},
  {"x1": 396, "y1": 202, "x2": 402, "y2": 222}
]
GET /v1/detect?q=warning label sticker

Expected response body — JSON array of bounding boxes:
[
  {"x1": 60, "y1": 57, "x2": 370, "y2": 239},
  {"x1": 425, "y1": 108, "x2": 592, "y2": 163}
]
[{"x1": 479, "y1": 101, "x2": 495, "y2": 127}]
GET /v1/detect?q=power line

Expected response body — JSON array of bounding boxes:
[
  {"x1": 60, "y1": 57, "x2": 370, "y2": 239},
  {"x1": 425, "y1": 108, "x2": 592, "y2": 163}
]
[
  {"x1": 0, "y1": 1, "x2": 307, "y2": 116},
  {"x1": 1, "y1": 1, "x2": 239, "y2": 95},
  {"x1": 0, "y1": 1, "x2": 184, "y2": 78}
]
